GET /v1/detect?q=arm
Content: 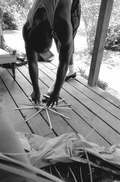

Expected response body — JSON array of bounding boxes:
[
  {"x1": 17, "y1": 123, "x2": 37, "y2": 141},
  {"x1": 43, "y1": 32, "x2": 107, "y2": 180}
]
[
  {"x1": 51, "y1": 42, "x2": 73, "y2": 100},
  {"x1": 23, "y1": 13, "x2": 41, "y2": 104},
  {"x1": 25, "y1": 43, "x2": 40, "y2": 104},
  {"x1": 47, "y1": 1, "x2": 73, "y2": 106}
]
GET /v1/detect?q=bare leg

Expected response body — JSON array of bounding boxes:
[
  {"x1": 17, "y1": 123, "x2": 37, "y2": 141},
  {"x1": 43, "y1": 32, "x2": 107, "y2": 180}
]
[{"x1": 65, "y1": 44, "x2": 76, "y2": 78}]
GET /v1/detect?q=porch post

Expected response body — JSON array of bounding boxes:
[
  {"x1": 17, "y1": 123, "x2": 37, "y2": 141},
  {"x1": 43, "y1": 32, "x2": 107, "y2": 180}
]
[{"x1": 88, "y1": 0, "x2": 114, "y2": 86}]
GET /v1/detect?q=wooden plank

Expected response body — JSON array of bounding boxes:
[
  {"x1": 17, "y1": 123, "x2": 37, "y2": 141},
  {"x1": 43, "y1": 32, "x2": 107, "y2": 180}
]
[
  {"x1": 39, "y1": 63, "x2": 120, "y2": 145},
  {"x1": 15, "y1": 66, "x2": 76, "y2": 136},
  {"x1": 2, "y1": 68, "x2": 53, "y2": 136},
  {"x1": 38, "y1": 63, "x2": 112, "y2": 146},
  {"x1": 0, "y1": 77, "x2": 31, "y2": 133},
  {"x1": 65, "y1": 78, "x2": 120, "y2": 120},
  {"x1": 88, "y1": 0, "x2": 114, "y2": 86},
  {"x1": 18, "y1": 64, "x2": 110, "y2": 147},
  {"x1": 17, "y1": 66, "x2": 79, "y2": 136},
  {"x1": 49, "y1": 58, "x2": 120, "y2": 107},
  {"x1": 50, "y1": 59, "x2": 120, "y2": 111},
  {"x1": 76, "y1": 76, "x2": 120, "y2": 107}
]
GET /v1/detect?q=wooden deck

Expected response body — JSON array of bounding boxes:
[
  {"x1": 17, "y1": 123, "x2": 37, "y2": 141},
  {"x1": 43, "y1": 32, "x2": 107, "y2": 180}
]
[{"x1": 0, "y1": 59, "x2": 120, "y2": 148}]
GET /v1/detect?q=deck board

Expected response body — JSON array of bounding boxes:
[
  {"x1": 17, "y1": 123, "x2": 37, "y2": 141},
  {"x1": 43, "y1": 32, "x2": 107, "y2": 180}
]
[
  {"x1": 38, "y1": 62, "x2": 120, "y2": 145},
  {"x1": 16, "y1": 66, "x2": 75, "y2": 135},
  {"x1": 1, "y1": 67, "x2": 53, "y2": 136},
  {"x1": 51, "y1": 59, "x2": 120, "y2": 107},
  {"x1": 0, "y1": 68, "x2": 31, "y2": 133},
  {"x1": 0, "y1": 61, "x2": 120, "y2": 148}
]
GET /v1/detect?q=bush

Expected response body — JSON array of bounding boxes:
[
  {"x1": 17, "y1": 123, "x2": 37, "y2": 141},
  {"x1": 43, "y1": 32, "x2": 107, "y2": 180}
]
[
  {"x1": 81, "y1": 0, "x2": 101, "y2": 53},
  {"x1": 104, "y1": 0, "x2": 120, "y2": 51},
  {"x1": 2, "y1": 11, "x2": 17, "y2": 30},
  {"x1": 1, "y1": 1, "x2": 31, "y2": 30},
  {"x1": 81, "y1": 0, "x2": 120, "y2": 52},
  {"x1": 105, "y1": 25, "x2": 120, "y2": 51}
]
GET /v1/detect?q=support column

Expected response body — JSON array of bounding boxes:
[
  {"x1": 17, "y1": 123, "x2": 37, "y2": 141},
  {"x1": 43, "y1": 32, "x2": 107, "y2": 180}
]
[{"x1": 88, "y1": 0, "x2": 114, "y2": 86}]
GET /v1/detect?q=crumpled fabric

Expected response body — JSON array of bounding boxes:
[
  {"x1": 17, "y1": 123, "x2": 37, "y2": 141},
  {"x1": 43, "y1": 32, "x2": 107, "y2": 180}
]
[{"x1": 17, "y1": 132, "x2": 120, "y2": 168}]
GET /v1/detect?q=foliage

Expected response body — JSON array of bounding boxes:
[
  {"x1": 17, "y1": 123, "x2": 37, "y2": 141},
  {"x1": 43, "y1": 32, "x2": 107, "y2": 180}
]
[
  {"x1": 105, "y1": 0, "x2": 120, "y2": 51},
  {"x1": 105, "y1": 25, "x2": 120, "y2": 51},
  {"x1": 81, "y1": 0, "x2": 101, "y2": 53},
  {"x1": 2, "y1": 12, "x2": 17, "y2": 30},
  {"x1": 81, "y1": 0, "x2": 120, "y2": 52},
  {"x1": 1, "y1": 0, "x2": 31, "y2": 30}
]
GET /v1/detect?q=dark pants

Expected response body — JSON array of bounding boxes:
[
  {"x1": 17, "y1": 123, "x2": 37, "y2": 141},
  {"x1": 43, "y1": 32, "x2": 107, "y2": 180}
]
[{"x1": 71, "y1": 0, "x2": 81, "y2": 38}]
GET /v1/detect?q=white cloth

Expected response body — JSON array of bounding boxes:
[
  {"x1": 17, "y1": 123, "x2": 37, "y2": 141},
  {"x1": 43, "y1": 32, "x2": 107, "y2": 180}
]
[{"x1": 18, "y1": 132, "x2": 120, "y2": 169}]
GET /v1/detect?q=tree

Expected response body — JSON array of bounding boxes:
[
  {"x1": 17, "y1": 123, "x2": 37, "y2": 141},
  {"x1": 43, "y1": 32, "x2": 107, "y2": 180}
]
[{"x1": 1, "y1": 0, "x2": 32, "y2": 30}]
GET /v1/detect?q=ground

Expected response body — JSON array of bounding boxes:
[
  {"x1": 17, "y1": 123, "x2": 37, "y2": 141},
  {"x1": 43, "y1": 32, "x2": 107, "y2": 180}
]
[{"x1": 3, "y1": 20, "x2": 120, "y2": 100}]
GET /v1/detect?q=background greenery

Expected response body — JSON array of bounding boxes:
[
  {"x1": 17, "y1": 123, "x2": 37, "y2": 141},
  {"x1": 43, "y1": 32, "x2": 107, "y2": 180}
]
[
  {"x1": 81, "y1": 0, "x2": 120, "y2": 52},
  {"x1": 1, "y1": 0, "x2": 120, "y2": 51},
  {"x1": 1, "y1": 0, "x2": 31, "y2": 30}
]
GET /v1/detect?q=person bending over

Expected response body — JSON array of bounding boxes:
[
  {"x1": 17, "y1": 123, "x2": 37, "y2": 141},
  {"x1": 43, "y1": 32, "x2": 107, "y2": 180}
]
[{"x1": 23, "y1": 0, "x2": 81, "y2": 106}]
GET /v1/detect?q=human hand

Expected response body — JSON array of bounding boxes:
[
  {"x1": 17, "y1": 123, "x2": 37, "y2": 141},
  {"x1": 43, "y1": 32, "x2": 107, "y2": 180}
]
[
  {"x1": 31, "y1": 91, "x2": 40, "y2": 104},
  {"x1": 46, "y1": 91, "x2": 59, "y2": 107}
]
